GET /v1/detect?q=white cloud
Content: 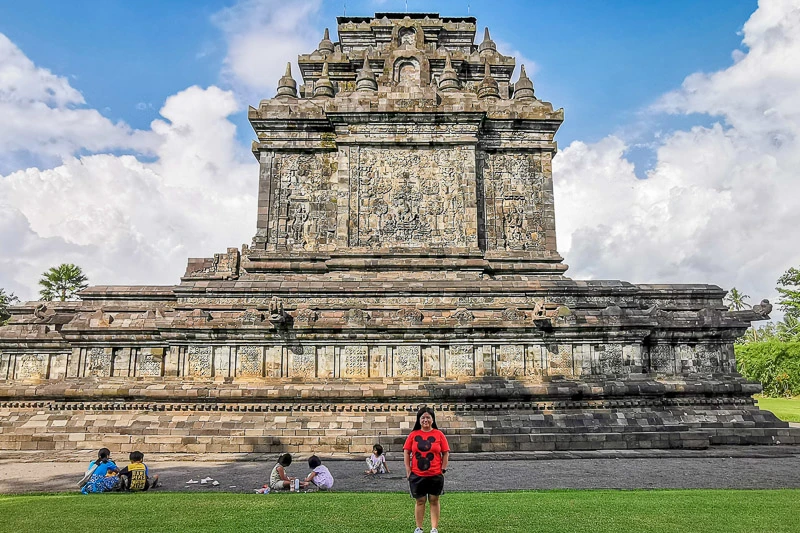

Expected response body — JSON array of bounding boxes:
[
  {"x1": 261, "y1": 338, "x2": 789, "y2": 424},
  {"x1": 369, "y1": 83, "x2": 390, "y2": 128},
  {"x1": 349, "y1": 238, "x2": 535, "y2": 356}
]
[
  {"x1": 0, "y1": 45, "x2": 257, "y2": 300},
  {"x1": 554, "y1": 0, "x2": 800, "y2": 311},
  {"x1": 212, "y1": 0, "x2": 322, "y2": 98},
  {"x1": 0, "y1": 34, "x2": 156, "y2": 172}
]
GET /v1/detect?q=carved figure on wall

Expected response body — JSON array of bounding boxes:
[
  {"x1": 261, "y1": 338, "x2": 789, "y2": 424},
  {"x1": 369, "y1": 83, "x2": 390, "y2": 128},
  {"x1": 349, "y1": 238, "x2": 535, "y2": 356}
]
[
  {"x1": 269, "y1": 297, "x2": 287, "y2": 325},
  {"x1": 288, "y1": 204, "x2": 309, "y2": 246},
  {"x1": 271, "y1": 153, "x2": 336, "y2": 252},
  {"x1": 482, "y1": 153, "x2": 546, "y2": 251}
]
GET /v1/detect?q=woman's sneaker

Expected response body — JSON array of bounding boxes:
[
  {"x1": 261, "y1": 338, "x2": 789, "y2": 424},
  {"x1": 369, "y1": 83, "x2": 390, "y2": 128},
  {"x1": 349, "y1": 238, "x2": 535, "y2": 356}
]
[
  {"x1": 431, "y1": 529, "x2": 439, "y2": 533},
  {"x1": 414, "y1": 528, "x2": 423, "y2": 533}
]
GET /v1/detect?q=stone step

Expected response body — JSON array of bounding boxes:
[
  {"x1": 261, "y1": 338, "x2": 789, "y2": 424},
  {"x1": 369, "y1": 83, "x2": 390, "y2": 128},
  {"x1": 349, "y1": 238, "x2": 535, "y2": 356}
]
[{"x1": 0, "y1": 430, "x2": 714, "y2": 453}]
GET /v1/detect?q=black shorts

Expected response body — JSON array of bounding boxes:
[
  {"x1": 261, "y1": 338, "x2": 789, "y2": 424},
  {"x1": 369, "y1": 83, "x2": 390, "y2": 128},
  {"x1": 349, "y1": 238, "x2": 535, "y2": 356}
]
[{"x1": 408, "y1": 473, "x2": 444, "y2": 499}]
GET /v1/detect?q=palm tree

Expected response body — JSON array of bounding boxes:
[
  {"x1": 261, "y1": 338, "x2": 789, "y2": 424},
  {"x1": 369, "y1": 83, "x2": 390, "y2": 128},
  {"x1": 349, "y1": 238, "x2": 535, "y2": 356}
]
[
  {"x1": 38, "y1": 264, "x2": 89, "y2": 301},
  {"x1": 0, "y1": 288, "x2": 19, "y2": 324},
  {"x1": 725, "y1": 287, "x2": 751, "y2": 311}
]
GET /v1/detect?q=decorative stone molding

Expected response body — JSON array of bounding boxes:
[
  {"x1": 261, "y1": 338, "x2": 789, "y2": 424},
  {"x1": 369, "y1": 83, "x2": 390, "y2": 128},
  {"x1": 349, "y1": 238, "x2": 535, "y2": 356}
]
[
  {"x1": 394, "y1": 308, "x2": 423, "y2": 324},
  {"x1": 294, "y1": 307, "x2": 319, "y2": 324},
  {"x1": 452, "y1": 308, "x2": 474, "y2": 326},
  {"x1": 501, "y1": 307, "x2": 526, "y2": 322},
  {"x1": 345, "y1": 309, "x2": 371, "y2": 326}
]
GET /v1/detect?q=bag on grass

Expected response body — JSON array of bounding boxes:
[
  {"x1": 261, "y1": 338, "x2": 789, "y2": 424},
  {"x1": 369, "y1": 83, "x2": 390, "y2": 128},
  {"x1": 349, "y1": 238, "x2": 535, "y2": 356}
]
[{"x1": 78, "y1": 463, "x2": 99, "y2": 488}]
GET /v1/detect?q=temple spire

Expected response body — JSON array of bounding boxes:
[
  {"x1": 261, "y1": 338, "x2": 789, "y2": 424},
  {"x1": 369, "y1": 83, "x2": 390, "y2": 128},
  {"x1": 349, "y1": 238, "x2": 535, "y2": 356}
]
[
  {"x1": 276, "y1": 62, "x2": 298, "y2": 98},
  {"x1": 513, "y1": 64, "x2": 535, "y2": 100},
  {"x1": 313, "y1": 61, "x2": 335, "y2": 98},
  {"x1": 477, "y1": 60, "x2": 500, "y2": 99},
  {"x1": 317, "y1": 27, "x2": 335, "y2": 55},
  {"x1": 356, "y1": 53, "x2": 378, "y2": 92},
  {"x1": 438, "y1": 52, "x2": 461, "y2": 92},
  {"x1": 478, "y1": 27, "x2": 497, "y2": 54}
]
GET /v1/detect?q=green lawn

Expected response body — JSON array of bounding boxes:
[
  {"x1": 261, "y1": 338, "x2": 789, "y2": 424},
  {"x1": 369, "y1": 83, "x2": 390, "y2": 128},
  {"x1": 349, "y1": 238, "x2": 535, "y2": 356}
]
[
  {"x1": 2, "y1": 490, "x2": 799, "y2": 533},
  {"x1": 755, "y1": 395, "x2": 800, "y2": 422}
]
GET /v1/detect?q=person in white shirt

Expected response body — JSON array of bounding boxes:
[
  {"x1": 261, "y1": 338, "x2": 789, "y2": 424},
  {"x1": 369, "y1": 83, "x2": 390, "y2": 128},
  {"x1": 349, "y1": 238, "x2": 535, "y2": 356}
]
[
  {"x1": 303, "y1": 455, "x2": 334, "y2": 490},
  {"x1": 365, "y1": 443, "x2": 391, "y2": 475}
]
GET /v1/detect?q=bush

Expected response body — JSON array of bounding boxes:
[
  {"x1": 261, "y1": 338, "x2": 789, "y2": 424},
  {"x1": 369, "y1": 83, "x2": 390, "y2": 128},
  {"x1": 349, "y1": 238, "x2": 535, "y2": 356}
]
[{"x1": 736, "y1": 341, "x2": 800, "y2": 397}]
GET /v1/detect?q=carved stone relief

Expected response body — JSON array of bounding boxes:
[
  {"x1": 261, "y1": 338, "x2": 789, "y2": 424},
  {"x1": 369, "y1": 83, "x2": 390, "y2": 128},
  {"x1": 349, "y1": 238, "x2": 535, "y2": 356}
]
[
  {"x1": 349, "y1": 147, "x2": 471, "y2": 248},
  {"x1": 480, "y1": 153, "x2": 546, "y2": 251},
  {"x1": 394, "y1": 308, "x2": 423, "y2": 324},
  {"x1": 345, "y1": 309, "x2": 371, "y2": 326},
  {"x1": 446, "y1": 345, "x2": 474, "y2": 377},
  {"x1": 452, "y1": 308, "x2": 474, "y2": 326},
  {"x1": 496, "y1": 345, "x2": 524, "y2": 377},
  {"x1": 393, "y1": 345, "x2": 421, "y2": 377},
  {"x1": 649, "y1": 345, "x2": 675, "y2": 373},
  {"x1": 342, "y1": 346, "x2": 368, "y2": 378},
  {"x1": 289, "y1": 345, "x2": 316, "y2": 379},
  {"x1": 137, "y1": 351, "x2": 162, "y2": 377},
  {"x1": 240, "y1": 309, "x2": 264, "y2": 325},
  {"x1": 238, "y1": 346, "x2": 263, "y2": 377},
  {"x1": 595, "y1": 344, "x2": 623, "y2": 374},
  {"x1": 271, "y1": 153, "x2": 337, "y2": 251},
  {"x1": 695, "y1": 345, "x2": 721, "y2": 373},
  {"x1": 295, "y1": 308, "x2": 319, "y2": 324},
  {"x1": 548, "y1": 344, "x2": 573, "y2": 376},
  {"x1": 16, "y1": 354, "x2": 46, "y2": 379},
  {"x1": 187, "y1": 346, "x2": 213, "y2": 377},
  {"x1": 501, "y1": 307, "x2": 526, "y2": 322},
  {"x1": 87, "y1": 348, "x2": 112, "y2": 377}
]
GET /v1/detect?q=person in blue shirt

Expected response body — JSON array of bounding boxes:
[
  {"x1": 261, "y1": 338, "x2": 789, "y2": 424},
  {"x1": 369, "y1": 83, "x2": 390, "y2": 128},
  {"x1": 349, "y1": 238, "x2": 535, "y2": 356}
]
[{"x1": 80, "y1": 448, "x2": 121, "y2": 494}]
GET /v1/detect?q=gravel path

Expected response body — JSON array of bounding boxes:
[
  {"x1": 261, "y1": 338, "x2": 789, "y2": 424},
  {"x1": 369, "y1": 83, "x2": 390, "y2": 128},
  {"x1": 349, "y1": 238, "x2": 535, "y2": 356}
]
[{"x1": 3, "y1": 447, "x2": 800, "y2": 494}]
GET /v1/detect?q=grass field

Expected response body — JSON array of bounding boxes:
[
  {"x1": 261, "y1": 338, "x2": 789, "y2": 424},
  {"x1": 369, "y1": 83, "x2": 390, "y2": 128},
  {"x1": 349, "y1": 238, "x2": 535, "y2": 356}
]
[
  {"x1": 2, "y1": 490, "x2": 799, "y2": 533},
  {"x1": 755, "y1": 395, "x2": 800, "y2": 422}
]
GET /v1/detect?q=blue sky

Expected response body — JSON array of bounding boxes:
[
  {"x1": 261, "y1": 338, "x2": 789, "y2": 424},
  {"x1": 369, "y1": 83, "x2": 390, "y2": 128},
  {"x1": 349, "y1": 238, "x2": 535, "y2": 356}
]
[
  {"x1": 0, "y1": 0, "x2": 756, "y2": 164},
  {"x1": 1, "y1": 0, "x2": 798, "y2": 314}
]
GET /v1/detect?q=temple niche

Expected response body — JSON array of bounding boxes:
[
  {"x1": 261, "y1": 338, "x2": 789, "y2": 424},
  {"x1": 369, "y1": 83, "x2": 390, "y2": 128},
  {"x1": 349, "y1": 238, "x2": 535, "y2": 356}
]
[{"x1": 1, "y1": 12, "x2": 797, "y2": 456}]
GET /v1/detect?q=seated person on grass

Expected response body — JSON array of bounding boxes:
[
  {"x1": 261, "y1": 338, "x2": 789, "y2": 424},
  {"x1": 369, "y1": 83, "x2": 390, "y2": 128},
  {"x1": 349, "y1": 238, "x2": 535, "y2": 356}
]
[{"x1": 119, "y1": 451, "x2": 160, "y2": 491}]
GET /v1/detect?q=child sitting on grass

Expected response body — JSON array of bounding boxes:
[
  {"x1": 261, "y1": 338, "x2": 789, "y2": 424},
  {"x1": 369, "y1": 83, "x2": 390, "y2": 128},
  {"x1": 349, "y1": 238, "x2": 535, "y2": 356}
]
[
  {"x1": 119, "y1": 450, "x2": 160, "y2": 491},
  {"x1": 303, "y1": 455, "x2": 334, "y2": 491},
  {"x1": 269, "y1": 453, "x2": 298, "y2": 491},
  {"x1": 365, "y1": 444, "x2": 390, "y2": 475}
]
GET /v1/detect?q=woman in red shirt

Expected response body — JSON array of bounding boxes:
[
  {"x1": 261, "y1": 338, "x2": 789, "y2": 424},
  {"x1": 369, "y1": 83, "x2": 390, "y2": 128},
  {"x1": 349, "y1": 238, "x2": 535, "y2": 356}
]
[{"x1": 404, "y1": 406, "x2": 450, "y2": 533}]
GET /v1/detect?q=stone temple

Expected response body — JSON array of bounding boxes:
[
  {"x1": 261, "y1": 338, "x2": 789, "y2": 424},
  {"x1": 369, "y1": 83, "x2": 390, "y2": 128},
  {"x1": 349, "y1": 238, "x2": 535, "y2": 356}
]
[{"x1": 1, "y1": 13, "x2": 797, "y2": 455}]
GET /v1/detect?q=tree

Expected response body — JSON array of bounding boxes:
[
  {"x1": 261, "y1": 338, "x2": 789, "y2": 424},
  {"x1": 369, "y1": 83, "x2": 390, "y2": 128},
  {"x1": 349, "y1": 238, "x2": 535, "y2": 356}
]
[
  {"x1": 38, "y1": 264, "x2": 89, "y2": 301},
  {"x1": 776, "y1": 267, "x2": 800, "y2": 319},
  {"x1": 725, "y1": 287, "x2": 751, "y2": 311},
  {"x1": 0, "y1": 288, "x2": 19, "y2": 324}
]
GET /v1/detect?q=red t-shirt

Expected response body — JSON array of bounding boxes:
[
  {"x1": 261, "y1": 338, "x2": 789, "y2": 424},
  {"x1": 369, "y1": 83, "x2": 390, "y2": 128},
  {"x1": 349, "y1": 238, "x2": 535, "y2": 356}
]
[{"x1": 403, "y1": 429, "x2": 450, "y2": 476}]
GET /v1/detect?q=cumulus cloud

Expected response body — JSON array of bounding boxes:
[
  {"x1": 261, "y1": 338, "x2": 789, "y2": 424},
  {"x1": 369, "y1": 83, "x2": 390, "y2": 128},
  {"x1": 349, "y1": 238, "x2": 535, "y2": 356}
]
[
  {"x1": 554, "y1": 0, "x2": 800, "y2": 310},
  {"x1": 212, "y1": 0, "x2": 322, "y2": 98},
  {"x1": 0, "y1": 40, "x2": 257, "y2": 300},
  {"x1": 0, "y1": 34, "x2": 155, "y2": 172}
]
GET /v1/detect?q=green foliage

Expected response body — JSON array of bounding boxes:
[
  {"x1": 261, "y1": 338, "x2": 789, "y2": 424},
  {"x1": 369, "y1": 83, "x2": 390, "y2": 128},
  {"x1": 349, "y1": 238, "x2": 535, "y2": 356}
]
[
  {"x1": 777, "y1": 266, "x2": 800, "y2": 319},
  {"x1": 742, "y1": 316, "x2": 800, "y2": 344},
  {"x1": 754, "y1": 395, "x2": 800, "y2": 423},
  {"x1": 38, "y1": 263, "x2": 88, "y2": 301},
  {"x1": 1, "y1": 490, "x2": 800, "y2": 533},
  {"x1": 724, "y1": 287, "x2": 750, "y2": 311},
  {"x1": 736, "y1": 341, "x2": 800, "y2": 397},
  {"x1": 0, "y1": 288, "x2": 20, "y2": 325}
]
